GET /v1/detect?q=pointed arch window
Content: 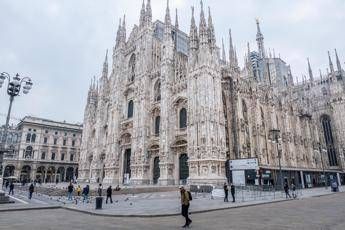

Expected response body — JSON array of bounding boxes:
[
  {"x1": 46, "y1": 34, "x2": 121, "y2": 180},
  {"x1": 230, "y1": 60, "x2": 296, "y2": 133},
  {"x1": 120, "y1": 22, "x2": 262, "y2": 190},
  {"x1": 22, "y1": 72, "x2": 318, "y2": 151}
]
[
  {"x1": 179, "y1": 108, "x2": 187, "y2": 129},
  {"x1": 127, "y1": 100, "x2": 134, "y2": 118},
  {"x1": 129, "y1": 54, "x2": 136, "y2": 82},
  {"x1": 155, "y1": 116, "x2": 160, "y2": 136},
  {"x1": 154, "y1": 80, "x2": 161, "y2": 102},
  {"x1": 242, "y1": 100, "x2": 248, "y2": 123},
  {"x1": 321, "y1": 115, "x2": 338, "y2": 166}
]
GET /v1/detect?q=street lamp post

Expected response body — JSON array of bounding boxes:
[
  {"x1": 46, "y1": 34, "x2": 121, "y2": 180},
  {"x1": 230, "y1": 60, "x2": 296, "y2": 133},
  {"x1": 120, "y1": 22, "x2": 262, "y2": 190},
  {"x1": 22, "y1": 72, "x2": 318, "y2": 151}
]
[
  {"x1": 318, "y1": 142, "x2": 328, "y2": 190},
  {"x1": 270, "y1": 129, "x2": 283, "y2": 190},
  {"x1": 0, "y1": 72, "x2": 33, "y2": 177}
]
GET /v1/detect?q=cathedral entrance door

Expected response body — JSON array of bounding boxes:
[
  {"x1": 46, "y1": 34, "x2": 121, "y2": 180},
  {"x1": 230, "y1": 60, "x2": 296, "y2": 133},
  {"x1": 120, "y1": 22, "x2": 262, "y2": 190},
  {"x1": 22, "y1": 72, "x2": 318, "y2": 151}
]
[
  {"x1": 179, "y1": 154, "x2": 189, "y2": 185},
  {"x1": 153, "y1": 156, "x2": 160, "y2": 184},
  {"x1": 123, "y1": 149, "x2": 131, "y2": 184}
]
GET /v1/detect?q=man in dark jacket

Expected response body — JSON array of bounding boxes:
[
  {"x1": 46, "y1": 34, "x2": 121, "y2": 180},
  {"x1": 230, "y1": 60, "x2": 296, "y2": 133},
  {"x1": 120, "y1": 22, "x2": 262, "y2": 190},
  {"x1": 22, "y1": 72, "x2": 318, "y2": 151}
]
[
  {"x1": 106, "y1": 186, "x2": 113, "y2": 204},
  {"x1": 284, "y1": 183, "x2": 291, "y2": 199},
  {"x1": 8, "y1": 182, "x2": 14, "y2": 195},
  {"x1": 67, "y1": 182, "x2": 74, "y2": 201},
  {"x1": 223, "y1": 183, "x2": 229, "y2": 202},
  {"x1": 29, "y1": 183, "x2": 34, "y2": 199},
  {"x1": 82, "y1": 185, "x2": 89, "y2": 203},
  {"x1": 230, "y1": 183, "x2": 235, "y2": 202}
]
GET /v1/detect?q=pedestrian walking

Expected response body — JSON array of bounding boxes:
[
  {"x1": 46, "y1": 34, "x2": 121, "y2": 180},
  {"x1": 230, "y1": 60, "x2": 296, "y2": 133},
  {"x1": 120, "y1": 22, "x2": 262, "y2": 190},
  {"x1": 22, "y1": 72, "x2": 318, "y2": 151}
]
[
  {"x1": 291, "y1": 183, "x2": 297, "y2": 199},
  {"x1": 76, "y1": 185, "x2": 82, "y2": 196},
  {"x1": 223, "y1": 182, "x2": 229, "y2": 202},
  {"x1": 230, "y1": 183, "x2": 235, "y2": 202},
  {"x1": 5, "y1": 180, "x2": 9, "y2": 190},
  {"x1": 67, "y1": 182, "x2": 74, "y2": 201},
  {"x1": 29, "y1": 183, "x2": 34, "y2": 199},
  {"x1": 97, "y1": 183, "x2": 103, "y2": 196},
  {"x1": 106, "y1": 186, "x2": 113, "y2": 204},
  {"x1": 82, "y1": 185, "x2": 89, "y2": 203},
  {"x1": 8, "y1": 182, "x2": 14, "y2": 195},
  {"x1": 179, "y1": 186, "x2": 192, "y2": 228},
  {"x1": 284, "y1": 182, "x2": 291, "y2": 199}
]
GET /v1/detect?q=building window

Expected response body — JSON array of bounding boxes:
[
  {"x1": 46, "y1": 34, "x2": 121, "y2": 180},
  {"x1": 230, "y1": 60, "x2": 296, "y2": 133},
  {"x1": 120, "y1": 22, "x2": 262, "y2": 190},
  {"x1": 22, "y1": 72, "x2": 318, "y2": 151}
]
[
  {"x1": 26, "y1": 133, "x2": 31, "y2": 143},
  {"x1": 179, "y1": 108, "x2": 187, "y2": 129},
  {"x1": 54, "y1": 138, "x2": 57, "y2": 145},
  {"x1": 72, "y1": 140, "x2": 75, "y2": 147},
  {"x1": 41, "y1": 152, "x2": 46, "y2": 160},
  {"x1": 44, "y1": 137, "x2": 48, "y2": 144},
  {"x1": 31, "y1": 133, "x2": 36, "y2": 143},
  {"x1": 154, "y1": 80, "x2": 161, "y2": 102},
  {"x1": 73, "y1": 134, "x2": 76, "y2": 137},
  {"x1": 128, "y1": 100, "x2": 134, "y2": 118},
  {"x1": 61, "y1": 153, "x2": 65, "y2": 161},
  {"x1": 129, "y1": 54, "x2": 136, "y2": 82},
  {"x1": 321, "y1": 115, "x2": 338, "y2": 166},
  {"x1": 70, "y1": 154, "x2": 74, "y2": 162},
  {"x1": 155, "y1": 116, "x2": 160, "y2": 135},
  {"x1": 24, "y1": 146, "x2": 33, "y2": 158},
  {"x1": 55, "y1": 131, "x2": 58, "y2": 135},
  {"x1": 51, "y1": 152, "x2": 56, "y2": 160},
  {"x1": 45, "y1": 130, "x2": 48, "y2": 134},
  {"x1": 63, "y1": 139, "x2": 66, "y2": 146}
]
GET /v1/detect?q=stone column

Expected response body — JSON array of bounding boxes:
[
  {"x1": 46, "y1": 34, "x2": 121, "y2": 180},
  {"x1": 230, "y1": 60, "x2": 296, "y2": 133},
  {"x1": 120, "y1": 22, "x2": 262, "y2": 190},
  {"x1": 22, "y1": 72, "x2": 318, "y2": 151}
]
[{"x1": 337, "y1": 172, "x2": 341, "y2": 186}]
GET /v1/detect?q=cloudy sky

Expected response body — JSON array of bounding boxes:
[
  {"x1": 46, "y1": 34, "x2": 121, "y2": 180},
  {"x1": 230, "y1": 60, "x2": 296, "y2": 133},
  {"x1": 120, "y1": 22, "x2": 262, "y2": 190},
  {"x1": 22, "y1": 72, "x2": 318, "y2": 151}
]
[{"x1": 1, "y1": 0, "x2": 344, "y2": 125}]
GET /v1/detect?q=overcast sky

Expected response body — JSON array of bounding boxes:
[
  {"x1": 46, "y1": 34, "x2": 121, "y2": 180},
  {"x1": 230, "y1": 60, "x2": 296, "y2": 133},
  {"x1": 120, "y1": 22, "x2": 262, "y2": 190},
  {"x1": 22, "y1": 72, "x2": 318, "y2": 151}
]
[{"x1": 1, "y1": 0, "x2": 344, "y2": 125}]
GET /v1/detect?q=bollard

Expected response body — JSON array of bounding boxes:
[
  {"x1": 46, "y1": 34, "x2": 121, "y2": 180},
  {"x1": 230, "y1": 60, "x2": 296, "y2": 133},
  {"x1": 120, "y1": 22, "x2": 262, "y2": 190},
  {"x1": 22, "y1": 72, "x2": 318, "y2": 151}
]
[{"x1": 95, "y1": 196, "x2": 103, "y2": 209}]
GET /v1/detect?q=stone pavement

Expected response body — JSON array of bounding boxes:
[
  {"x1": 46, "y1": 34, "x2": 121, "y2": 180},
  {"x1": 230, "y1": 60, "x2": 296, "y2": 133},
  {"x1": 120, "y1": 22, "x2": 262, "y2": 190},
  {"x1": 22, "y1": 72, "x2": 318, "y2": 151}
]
[
  {"x1": 62, "y1": 186, "x2": 342, "y2": 216},
  {"x1": 1, "y1": 192, "x2": 345, "y2": 230}
]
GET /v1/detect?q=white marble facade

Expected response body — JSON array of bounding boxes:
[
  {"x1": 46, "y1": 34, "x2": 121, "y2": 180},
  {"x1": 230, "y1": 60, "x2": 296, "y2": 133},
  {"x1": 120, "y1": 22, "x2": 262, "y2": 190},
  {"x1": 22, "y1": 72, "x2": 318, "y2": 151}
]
[{"x1": 78, "y1": 0, "x2": 345, "y2": 186}]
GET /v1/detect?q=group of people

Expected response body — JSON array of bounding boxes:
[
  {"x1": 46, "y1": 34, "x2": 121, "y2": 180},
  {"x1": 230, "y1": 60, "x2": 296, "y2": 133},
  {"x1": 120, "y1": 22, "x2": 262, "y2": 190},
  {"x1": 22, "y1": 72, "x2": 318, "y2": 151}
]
[
  {"x1": 223, "y1": 183, "x2": 236, "y2": 202},
  {"x1": 284, "y1": 182, "x2": 297, "y2": 199},
  {"x1": 65, "y1": 183, "x2": 121, "y2": 204},
  {"x1": 3, "y1": 180, "x2": 35, "y2": 199}
]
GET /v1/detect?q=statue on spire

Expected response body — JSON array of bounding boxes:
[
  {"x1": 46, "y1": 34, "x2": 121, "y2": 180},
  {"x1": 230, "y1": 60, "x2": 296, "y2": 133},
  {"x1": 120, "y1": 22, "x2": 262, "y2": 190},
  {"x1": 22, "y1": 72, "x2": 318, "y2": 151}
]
[{"x1": 256, "y1": 18, "x2": 266, "y2": 58}]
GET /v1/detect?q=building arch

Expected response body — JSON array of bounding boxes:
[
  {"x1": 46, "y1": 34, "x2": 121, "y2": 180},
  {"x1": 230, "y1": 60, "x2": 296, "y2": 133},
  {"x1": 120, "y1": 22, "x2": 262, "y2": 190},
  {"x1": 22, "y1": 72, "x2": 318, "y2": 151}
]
[
  {"x1": 20, "y1": 165, "x2": 31, "y2": 182},
  {"x1": 3, "y1": 165, "x2": 15, "y2": 177},
  {"x1": 66, "y1": 167, "x2": 74, "y2": 182},
  {"x1": 57, "y1": 167, "x2": 65, "y2": 182}
]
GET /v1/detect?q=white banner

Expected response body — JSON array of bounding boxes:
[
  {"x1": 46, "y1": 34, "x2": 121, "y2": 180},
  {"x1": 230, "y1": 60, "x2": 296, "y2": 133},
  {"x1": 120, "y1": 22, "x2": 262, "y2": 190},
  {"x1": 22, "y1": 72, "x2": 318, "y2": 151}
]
[{"x1": 230, "y1": 158, "x2": 258, "y2": 170}]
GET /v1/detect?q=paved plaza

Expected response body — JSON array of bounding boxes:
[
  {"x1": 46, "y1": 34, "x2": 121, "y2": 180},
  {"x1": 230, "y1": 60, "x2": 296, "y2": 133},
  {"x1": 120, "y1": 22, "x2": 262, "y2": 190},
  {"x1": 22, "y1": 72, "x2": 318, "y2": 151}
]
[{"x1": 0, "y1": 192, "x2": 344, "y2": 230}]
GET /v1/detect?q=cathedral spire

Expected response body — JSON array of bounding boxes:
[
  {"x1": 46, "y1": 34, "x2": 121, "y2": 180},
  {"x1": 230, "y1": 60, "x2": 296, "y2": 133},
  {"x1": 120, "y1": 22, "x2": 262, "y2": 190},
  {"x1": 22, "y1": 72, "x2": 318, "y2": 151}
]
[
  {"x1": 146, "y1": 0, "x2": 152, "y2": 24},
  {"x1": 207, "y1": 6, "x2": 216, "y2": 50},
  {"x1": 229, "y1": 29, "x2": 235, "y2": 68},
  {"x1": 335, "y1": 49, "x2": 342, "y2": 73},
  {"x1": 319, "y1": 69, "x2": 323, "y2": 82},
  {"x1": 115, "y1": 18, "x2": 123, "y2": 48},
  {"x1": 307, "y1": 58, "x2": 314, "y2": 82},
  {"x1": 328, "y1": 51, "x2": 335, "y2": 74},
  {"x1": 189, "y1": 6, "x2": 198, "y2": 51},
  {"x1": 164, "y1": 0, "x2": 171, "y2": 32},
  {"x1": 103, "y1": 49, "x2": 108, "y2": 77},
  {"x1": 234, "y1": 46, "x2": 238, "y2": 67},
  {"x1": 175, "y1": 8, "x2": 179, "y2": 30},
  {"x1": 121, "y1": 14, "x2": 126, "y2": 43},
  {"x1": 139, "y1": 0, "x2": 146, "y2": 27},
  {"x1": 199, "y1": 0, "x2": 208, "y2": 46},
  {"x1": 221, "y1": 38, "x2": 226, "y2": 62},
  {"x1": 256, "y1": 18, "x2": 266, "y2": 58}
]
